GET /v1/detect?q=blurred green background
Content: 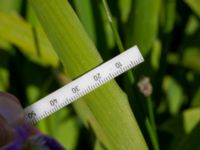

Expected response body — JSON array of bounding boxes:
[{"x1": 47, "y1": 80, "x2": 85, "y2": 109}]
[{"x1": 0, "y1": 0, "x2": 200, "y2": 149}]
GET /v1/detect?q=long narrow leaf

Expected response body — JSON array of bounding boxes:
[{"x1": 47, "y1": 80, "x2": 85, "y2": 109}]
[
  {"x1": 29, "y1": 0, "x2": 148, "y2": 149},
  {"x1": 126, "y1": 0, "x2": 160, "y2": 55}
]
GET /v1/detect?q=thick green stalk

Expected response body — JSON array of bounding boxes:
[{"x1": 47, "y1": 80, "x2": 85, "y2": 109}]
[{"x1": 29, "y1": 0, "x2": 148, "y2": 149}]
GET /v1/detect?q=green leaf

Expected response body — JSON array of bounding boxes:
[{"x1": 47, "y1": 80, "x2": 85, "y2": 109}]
[
  {"x1": 0, "y1": 12, "x2": 59, "y2": 67},
  {"x1": 191, "y1": 87, "x2": 200, "y2": 107},
  {"x1": 26, "y1": 2, "x2": 41, "y2": 27},
  {"x1": 182, "y1": 47, "x2": 200, "y2": 73},
  {"x1": 72, "y1": 0, "x2": 96, "y2": 43},
  {"x1": 175, "y1": 121, "x2": 200, "y2": 150},
  {"x1": 94, "y1": 140, "x2": 106, "y2": 150},
  {"x1": 125, "y1": 0, "x2": 160, "y2": 55},
  {"x1": 160, "y1": 108, "x2": 200, "y2": 136},
  {"x1": 0, "y1": 0, "x2": 22, "y2": 13},
  {"x1": 118, "y1": 0, "x2": 132, "y2": 23},
  {"x1": 167, "y1": 15, "x2": 200, "y2": 73},
  {"x1": 180, "y1": 15, "x2": 200, "y2": 73},
  {"x1": 160, "y1": 0, "x2": 177, "y2": 33},
  {"x1": 44, "y1": 108, "x2": 80, "y2": 150},
  {"x1": 185, "y1": 0, "x2": 200, "y2": 17},
  {"x1": 0, "y1": 67, "x2": 9, "y2": 91},
  {"x1": 163, "y1": 76, "x2": 185, "y2": 115},
  {"x1": 72, "y1": 0, "x2": 115, "y2": 57},
  {"x1": 185, "y1": 15, "x2": 199, "y2": 35},
  {"x1": 29, "y1": 0, "x2": 148, "y2": 149},
  {"x1": 0, "y1": 49, "x2": 11, "y2": 91},
  {"x1": 151, "y1": 39, "x2": 162, "y2": 70}
]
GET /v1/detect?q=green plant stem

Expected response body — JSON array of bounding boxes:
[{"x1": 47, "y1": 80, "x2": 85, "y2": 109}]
[
  {"x1": 147, "y1": 96, "x2": 160, "y2": 150},
  {"x1": 101, "y1": 0, "x2": 134, "y2": 84},
  {"x1": 147, "y1": 96, "x2": 157, "y2": 132},
  {"x1": 101, "y1": 4, "x2": 150, "y2": 148},
  {"x1": 101, "y1": 0, "x2": 124, "y2": 52},
  {"x1": 145, "y1": 118, "x2": 159, "y2": 150},
  {"x1": 101, "y1": 1, "x2": 150, "y2": 139}
]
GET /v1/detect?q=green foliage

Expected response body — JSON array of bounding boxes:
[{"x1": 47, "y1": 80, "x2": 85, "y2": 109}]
[
  {"x1": 163, "y1": 76, "x2": 185, "y2": 115},
  {"x1": 0, "y1": 12, "x2": 58, "y2": 67},
  {"x1": 0, "y1": 0, "x2": 199, "y2": 149},
  {"x1": 126, "y1": 0, "x2": 160, "y2": 55},
  {"x1": 29, "y1": 0, "x2": 148, "y2": 149},
  {"x1": 185, "y1": 0, "x2": 200, "y2": 17}
]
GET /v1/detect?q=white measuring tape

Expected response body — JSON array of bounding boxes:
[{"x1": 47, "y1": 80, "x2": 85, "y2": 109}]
[{"x1": 24, "y1": 46, "x2": 144, "y2": 124}]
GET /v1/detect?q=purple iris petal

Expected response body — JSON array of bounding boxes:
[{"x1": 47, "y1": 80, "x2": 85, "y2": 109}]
[
  {"x1": 1, "y1": 125, "x2": 30, "y2": 150},
  {"x1": 1, "y1": 125, "x2": 65, "y2": 150},
  {"x1": 35, "y1": 135, "x2": 65, "y2": 150}
]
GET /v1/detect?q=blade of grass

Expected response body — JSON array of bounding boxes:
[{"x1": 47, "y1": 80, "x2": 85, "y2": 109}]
[
  {"x1": 146, "y1": 97, "x2": 160, "y2": 150},
  {"x1": 71, "y1": 0, "x2": 96, "y2": 43},
  {"x1": 145, "y1": 118, "x2": 159, "y2": 150},
  {"x1": 101, "y1": 0, "x2": 134, "y2": 84},
  {"x1": 72, "y1": 0, "x2": 115, "y2": 59},
  {"x1": 160, "y1": 0, "x2": 177, "y2": 33},
  {"x1": 118, "y1": 0, "x2": 132, "y2": 23},
  {"x1": 126, "y1": 0, "x2": 160, "y2": 55},
  {"x1": 101, "y1": 0, "x2": 124, "y2": 53},
  {"x1": 29, "y1": 0, "x2": 148, "y2": 149}
]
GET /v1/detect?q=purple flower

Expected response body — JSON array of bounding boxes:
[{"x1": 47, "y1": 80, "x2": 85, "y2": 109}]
[{"x1": 1, "y1": 125, "x2": 65, "y2": 150}]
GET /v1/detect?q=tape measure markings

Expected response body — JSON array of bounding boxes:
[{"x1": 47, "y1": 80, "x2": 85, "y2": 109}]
[{"x1": 24, "y1": 46, "x2": 144, "y2": 124}]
